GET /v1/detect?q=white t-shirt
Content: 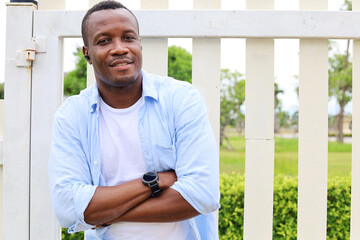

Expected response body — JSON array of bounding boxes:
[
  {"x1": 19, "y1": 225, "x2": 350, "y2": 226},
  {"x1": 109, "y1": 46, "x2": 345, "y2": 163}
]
[{"x1": 99, "y1": 96, "x2": 191, "y2": 240}]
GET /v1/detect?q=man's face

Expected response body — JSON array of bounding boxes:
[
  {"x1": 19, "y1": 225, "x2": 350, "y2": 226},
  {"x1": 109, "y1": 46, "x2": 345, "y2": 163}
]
[{"x1": 84, "y1": 9, "x2": 142, "y2": 88}]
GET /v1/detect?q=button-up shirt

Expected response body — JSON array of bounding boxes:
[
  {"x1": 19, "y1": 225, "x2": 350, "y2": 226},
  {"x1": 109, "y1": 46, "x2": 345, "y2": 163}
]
[{"x1": 49, "y1": 71, "x2": 220, "y2": 239}]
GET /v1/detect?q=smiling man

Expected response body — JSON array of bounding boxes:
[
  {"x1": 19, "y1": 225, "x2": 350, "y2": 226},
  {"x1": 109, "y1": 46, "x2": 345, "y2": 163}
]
[{"x1": 49, "y1": 1, "x2": 220, "y2": 239}]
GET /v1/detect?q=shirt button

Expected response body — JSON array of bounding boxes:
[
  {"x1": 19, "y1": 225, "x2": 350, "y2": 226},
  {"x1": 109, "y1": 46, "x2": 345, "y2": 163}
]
[{"x1": 94, "y1": 161, "x2": 98, "y2": 166}]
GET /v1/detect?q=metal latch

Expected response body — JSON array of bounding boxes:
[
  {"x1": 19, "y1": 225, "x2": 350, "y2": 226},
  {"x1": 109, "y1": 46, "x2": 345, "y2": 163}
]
[
  {"x1": 16, "y1": 37, "x2": 46, "y2": 67},
  {"x1": 16, "y1": 38, "x2": 36, "y2": 67}
]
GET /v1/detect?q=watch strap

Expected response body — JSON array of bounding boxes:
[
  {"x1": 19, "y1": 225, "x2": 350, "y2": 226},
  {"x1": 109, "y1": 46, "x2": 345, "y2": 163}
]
[
  {"x1": 149, "y1": 182, "x2": 161, "y2": 197},
  {"x1": 142, "y1": 172, "x2": 161, "y2": 197}
]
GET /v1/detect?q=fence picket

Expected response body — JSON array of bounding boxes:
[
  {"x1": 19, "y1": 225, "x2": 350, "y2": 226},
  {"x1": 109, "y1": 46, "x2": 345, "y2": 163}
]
[
  {"x1": 3, "y1": 4, "x2": 35, "y2": 240},
  {"x1": 350, "y1": 39, "x2": 360, "y2": 240},
  {"x1": 298, "y1": 39, "x2": 328, "y2": 240}
]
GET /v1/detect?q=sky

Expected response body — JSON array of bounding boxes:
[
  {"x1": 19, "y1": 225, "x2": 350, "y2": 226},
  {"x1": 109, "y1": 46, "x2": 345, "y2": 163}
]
[{"x1": 0, "y1": 0, "x2": 349, "y2": 115}]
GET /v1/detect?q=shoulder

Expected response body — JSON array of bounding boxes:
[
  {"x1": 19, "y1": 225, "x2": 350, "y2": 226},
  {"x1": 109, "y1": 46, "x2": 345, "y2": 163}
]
[{"x1": 55, "y1": 86, "x2": 96, "y2": 121}]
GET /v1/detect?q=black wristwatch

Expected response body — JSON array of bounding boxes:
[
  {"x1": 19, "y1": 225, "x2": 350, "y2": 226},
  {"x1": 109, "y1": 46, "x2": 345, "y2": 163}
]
[{"x1": 142, "y1": 172, "x2": 161, "y2": 197}]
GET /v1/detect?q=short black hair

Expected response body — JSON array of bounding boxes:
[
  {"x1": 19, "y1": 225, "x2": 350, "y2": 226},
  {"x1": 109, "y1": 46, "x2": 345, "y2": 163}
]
[{"x1": 81, "y1": 0, "x2": 139, "y2": 46}]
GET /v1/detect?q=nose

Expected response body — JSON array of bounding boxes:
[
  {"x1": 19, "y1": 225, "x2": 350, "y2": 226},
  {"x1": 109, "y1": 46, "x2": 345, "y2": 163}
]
[{"x1": 110, "y1": 40, "x2": 129, "y2": 55}]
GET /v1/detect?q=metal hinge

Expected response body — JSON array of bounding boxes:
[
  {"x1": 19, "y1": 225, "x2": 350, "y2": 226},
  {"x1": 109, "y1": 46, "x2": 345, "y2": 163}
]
[{"x1": 16, "y1": 37, "x2": 47, "y2": 67}]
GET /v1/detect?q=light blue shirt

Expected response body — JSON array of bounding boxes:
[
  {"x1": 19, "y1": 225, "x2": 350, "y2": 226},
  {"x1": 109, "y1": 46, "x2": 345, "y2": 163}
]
[{"x1": 49, "y1": 71, "x2": 220, "y2": 239}]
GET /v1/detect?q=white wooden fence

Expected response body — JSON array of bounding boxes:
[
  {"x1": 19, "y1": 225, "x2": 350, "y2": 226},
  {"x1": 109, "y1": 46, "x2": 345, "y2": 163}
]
[{"x1": 1, "y1": 0, "x2": 360, "y2": 239}]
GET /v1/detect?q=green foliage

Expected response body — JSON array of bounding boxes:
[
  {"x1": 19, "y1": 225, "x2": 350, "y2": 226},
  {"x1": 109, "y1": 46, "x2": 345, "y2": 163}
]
[
  {"x1": 62, "y1": 229, "x2": 84, "y2": 240},
  {"x1": 272, "y1": 176, "x2": 298, "y2": 240},
  {"x1": 327, "y1": 177, "x2": 351, "y2": 240},
  {"x1": 276, "y1": 110, "x2": 291, "y2": 129},
  {"x1": 328, "y1": 37, "x2": 352, "y2": 143},
  {"x1": 219, "y1": 174, "x2": 245, "y2": 240},
  {"x1": 274, "y1": 82, "x2": 291, "y2": 131},
  {"x1": 219, "y1": 174, "x2": 351, "y2": 239},
  {"x1": 61, "y1": 174, "x2": 351, "y2": 239},
  {"x1": 341, "y1": 0, "x2": 352, "y2": 11},
  {"x1": 220, "y1": 70, "x2": 245, "y2": 125},
  {"x1": 64, "y1": 47, "x2": 87, "y2": 96},
  {"x1": 219, "y1": 175, "x2": 298, "y2": 239},
  {"x1": 328, "y1": 53, "x2": 352, "y2": 106},
  {"x1": 274, "y1": 82, "x2": 284, "y2": 110},
  {"x1": 168, "y1": 46, "x2": 192, "y2": 83},
  {"x1": 0, "y1": 82, "x2": 4, "y2": 99},
  {"x1": 220, "y1": 69, "x2": 245, "y2": 146}
]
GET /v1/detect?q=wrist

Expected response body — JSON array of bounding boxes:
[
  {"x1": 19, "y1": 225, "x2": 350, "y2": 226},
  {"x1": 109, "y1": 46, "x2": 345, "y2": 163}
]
[
  {"x1": 158, "y1": 171, "x2": 177, "y2": 190},
  {"x1": 142, "y1": 172, "x2": 161, "y2": 197}
]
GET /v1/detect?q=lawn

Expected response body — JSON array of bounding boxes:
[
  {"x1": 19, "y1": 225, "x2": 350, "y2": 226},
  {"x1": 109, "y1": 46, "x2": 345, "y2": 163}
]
[{"x1": 220, "y1": 136, "x2": 352, "y2": 178}]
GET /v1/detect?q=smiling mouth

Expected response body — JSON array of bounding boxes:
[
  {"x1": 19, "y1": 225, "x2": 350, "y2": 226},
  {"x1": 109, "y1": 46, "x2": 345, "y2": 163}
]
[
  {"x1": 109, "y1": 57, "x2": 133, "y2": 67},
  {"x1": 115, "y1": 63, "x2": 128, "y2": 66}
]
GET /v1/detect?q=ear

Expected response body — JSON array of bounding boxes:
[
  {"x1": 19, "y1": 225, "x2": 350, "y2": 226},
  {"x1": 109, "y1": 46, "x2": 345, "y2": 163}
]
[{"x1": 82, "y1": 46, "x2": 92, "y2": 64}]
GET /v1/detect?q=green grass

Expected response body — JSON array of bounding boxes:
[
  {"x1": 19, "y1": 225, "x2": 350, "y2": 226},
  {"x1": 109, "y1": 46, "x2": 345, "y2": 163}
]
[{"x1": 220, "y1": 136, "x2": 352, "y2": 178}]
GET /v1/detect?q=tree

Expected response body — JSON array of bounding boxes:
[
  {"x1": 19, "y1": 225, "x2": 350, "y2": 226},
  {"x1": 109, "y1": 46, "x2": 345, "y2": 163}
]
[
  {"x1": 64, "y1": 47, "x2": 87, "y2": 96},
  {"x1": 328, "y1": 0, "x2": 352, "y2": 143},
  {"x1": 220, "y1": 69, "x2": 245, "y2": 148},
  {"x1": 329, "y1": 51, "x2": 352, "y2": 143},
  {"x1": 168, "y1": 46, "x2": 192, "y2": 83},
  {"x1": 274, "y1": 82, "x2": 285, "y2": 133}
]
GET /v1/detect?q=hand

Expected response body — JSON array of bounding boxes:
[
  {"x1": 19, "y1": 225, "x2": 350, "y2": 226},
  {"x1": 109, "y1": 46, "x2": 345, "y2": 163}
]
[{"x1": 158, "y1": 170, "x2": 177, "y2": 190}]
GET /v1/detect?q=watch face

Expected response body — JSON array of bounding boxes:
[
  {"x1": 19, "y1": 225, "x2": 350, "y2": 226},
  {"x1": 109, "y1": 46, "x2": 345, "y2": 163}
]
[{"x1": 143, "y1": 172, "x2": 157, "y2": 182}]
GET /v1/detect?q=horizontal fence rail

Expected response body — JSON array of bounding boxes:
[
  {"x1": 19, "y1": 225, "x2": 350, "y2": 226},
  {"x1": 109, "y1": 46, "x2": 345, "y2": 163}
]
[{"x1": 35, "y1": 10, "x2": 360, "y2": 39}]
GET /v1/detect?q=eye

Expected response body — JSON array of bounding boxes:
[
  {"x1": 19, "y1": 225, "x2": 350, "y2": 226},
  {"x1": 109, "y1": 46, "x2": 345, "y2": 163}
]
[
  {"x1": 123, "y1": 35, "x2": 136, "y2": 42},
  {"x1": 97, "y1": 38, "x2": 110, "y2": 45}
]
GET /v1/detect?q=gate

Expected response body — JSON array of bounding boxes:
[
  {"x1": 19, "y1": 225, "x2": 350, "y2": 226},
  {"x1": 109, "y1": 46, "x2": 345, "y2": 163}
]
[{"x1": 2, "y1": 0, "x2": 360, "y2": 239}]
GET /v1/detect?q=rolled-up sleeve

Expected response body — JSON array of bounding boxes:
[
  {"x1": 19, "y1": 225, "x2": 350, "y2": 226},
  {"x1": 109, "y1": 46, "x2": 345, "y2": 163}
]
[
  {"x1": 170, "y1": 85, "x2": 220, "y2": 214},
  {"x1": 49, "y1": 100, "x2": 96, "y2": 233}
]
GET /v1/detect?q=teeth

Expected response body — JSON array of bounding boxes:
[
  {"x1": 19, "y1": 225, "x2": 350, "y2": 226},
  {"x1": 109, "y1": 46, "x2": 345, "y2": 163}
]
[{"x1": 115, "y1": 63, "x2": 128, "y2": 66}]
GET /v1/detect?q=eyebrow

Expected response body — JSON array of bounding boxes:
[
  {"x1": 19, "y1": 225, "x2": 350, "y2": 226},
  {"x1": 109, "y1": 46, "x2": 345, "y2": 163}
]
[
  {"x1": 122, "y1": 30, "x2": 139, "y2": 36},
  {"x1": 93, "y1": 32, "x2": 110, "y2": 41},
  {"x1": 93, "y1": 29, "x2": 138, "y2": 41}
]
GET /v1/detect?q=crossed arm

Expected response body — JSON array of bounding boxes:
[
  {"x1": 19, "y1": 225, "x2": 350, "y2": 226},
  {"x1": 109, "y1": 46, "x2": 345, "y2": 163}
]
[{"x1": 84, "y1": 171, "x2": 200, "y2": 226}]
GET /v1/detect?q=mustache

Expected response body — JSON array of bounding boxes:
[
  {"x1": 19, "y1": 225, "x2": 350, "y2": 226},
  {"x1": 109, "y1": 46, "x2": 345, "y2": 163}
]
[{"x1": 109, "y1": 56, "x2": 134, "y2": 64}]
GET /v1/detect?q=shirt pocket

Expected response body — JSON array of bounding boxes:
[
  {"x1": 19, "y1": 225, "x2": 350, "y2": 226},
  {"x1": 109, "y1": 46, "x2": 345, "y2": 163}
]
[{"x1": 154, "y1": 143, "x2": 176, "y2": 171}]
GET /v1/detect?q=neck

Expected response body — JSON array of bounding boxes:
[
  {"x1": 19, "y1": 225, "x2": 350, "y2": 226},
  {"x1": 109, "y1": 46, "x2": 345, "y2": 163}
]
[{"x1": 97, "y1": 76, "x2": 143, "y2": 109}]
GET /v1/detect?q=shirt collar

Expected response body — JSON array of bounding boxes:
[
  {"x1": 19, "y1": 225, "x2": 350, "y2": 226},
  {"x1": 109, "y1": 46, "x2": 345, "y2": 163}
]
[
  {"x1": 141, "y1": 70, "x2": 159, "y2": 101},
  {"x1": 89, "y1": 70, "x2": 159, "y2": 113}
]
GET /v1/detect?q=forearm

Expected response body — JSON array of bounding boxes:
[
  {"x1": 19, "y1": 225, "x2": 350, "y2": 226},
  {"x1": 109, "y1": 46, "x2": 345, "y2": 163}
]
[
  {"x1": 84, "y1": 178, "x2": 150, "y2": 225},
  {"x1": 107, "y1": 188, "x2": 199, "y2": 224},
  {"x1": 84, "y1": 171, "x2": 176, "y2": 225}
]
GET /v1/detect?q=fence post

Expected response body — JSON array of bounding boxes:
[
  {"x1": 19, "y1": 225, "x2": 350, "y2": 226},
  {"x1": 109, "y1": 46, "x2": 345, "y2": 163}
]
[
  {"x1": 350, "y1": 1, "x2": 360, "y2": 238},
  {"x1": 140, "y1": 0, "x2": 168, "y2": 76},
  {"x1": 351, "y1": 39, "x2": 360, "y2": 240},
  {"x1": 192, "y1": 0, "x2": 221, "y2": 145},
  {"x1": 30, "y1": 0, "x2": 65, "y2": 239},
  {"x1": 0, "y1": 100, "x2": 3, "y2": 239},
  {"x1": 243, "y1": 0, "x2": 275, "y2": 239},
  {"x1": 3, "y1": 3, "x2": 36, "y2": 239},
  {"x1": 297, "y1": 0, "x2": 328, "y2": 239}
]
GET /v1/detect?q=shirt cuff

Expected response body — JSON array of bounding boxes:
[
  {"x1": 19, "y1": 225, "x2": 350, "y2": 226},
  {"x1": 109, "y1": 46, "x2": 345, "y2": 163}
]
[
  {"x1": 171, "y1": 178, "x2": 220, "y2": 215},
  {"x1": 68, "y1": 218, "x2": 96, "y2": 234},
  {"x1": 68, "y1": 184, "x2": 98, "y2": 233}
]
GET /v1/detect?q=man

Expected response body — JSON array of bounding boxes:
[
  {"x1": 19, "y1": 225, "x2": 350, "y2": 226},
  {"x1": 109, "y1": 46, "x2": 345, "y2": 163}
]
[{"x1": 49, "y1": 1, "x2": 219, "y2": 239}]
